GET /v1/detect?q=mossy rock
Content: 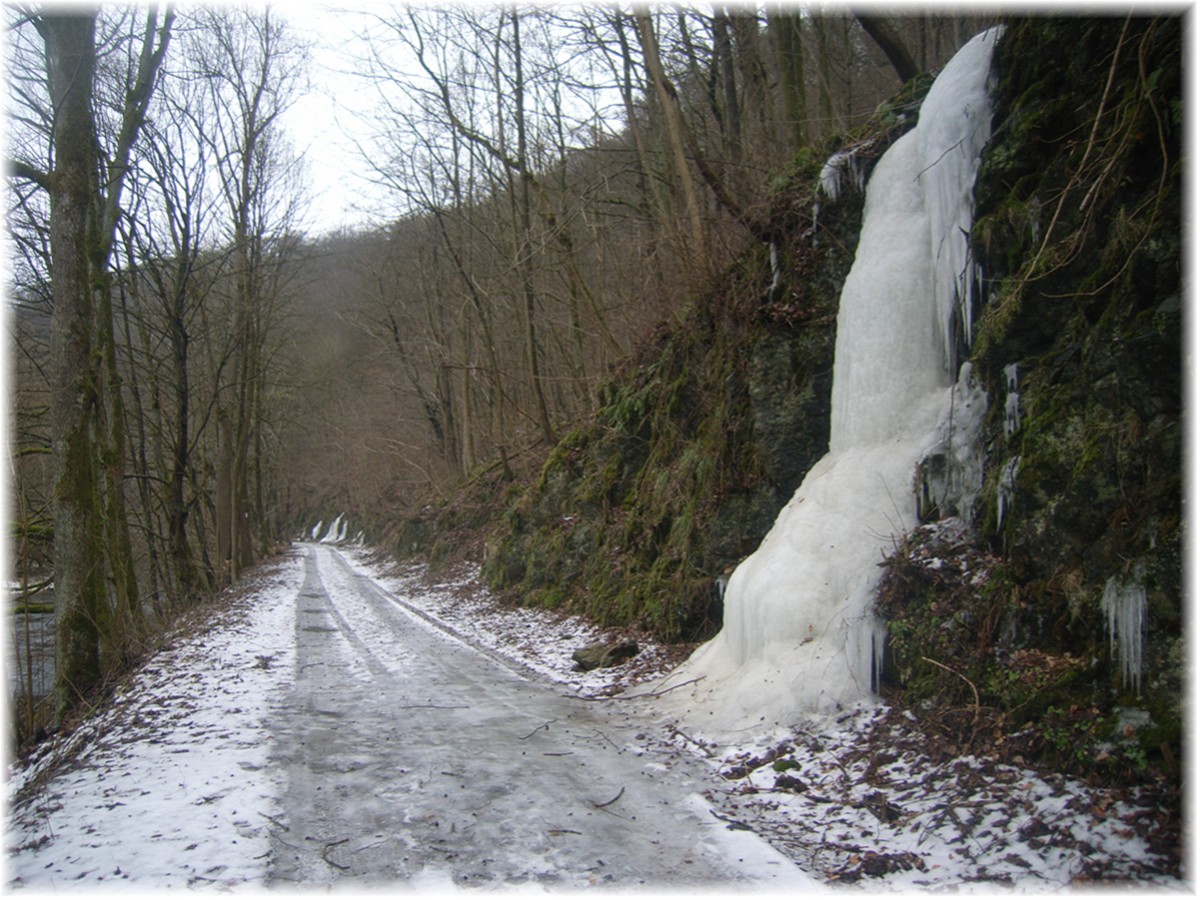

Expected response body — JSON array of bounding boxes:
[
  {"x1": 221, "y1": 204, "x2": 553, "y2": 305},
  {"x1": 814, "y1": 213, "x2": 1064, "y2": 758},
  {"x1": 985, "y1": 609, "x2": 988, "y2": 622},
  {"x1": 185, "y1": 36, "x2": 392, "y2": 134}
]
[{"x1": 876, "y1": 16, "x2": 1182, "y2": 782}]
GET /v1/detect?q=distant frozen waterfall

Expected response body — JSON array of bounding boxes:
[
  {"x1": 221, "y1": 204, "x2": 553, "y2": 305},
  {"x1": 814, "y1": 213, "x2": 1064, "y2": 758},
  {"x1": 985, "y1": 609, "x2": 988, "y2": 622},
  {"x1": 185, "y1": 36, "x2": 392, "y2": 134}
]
[{"x1": 662, "y1": 29, "x2": 1001, "y2": 731}]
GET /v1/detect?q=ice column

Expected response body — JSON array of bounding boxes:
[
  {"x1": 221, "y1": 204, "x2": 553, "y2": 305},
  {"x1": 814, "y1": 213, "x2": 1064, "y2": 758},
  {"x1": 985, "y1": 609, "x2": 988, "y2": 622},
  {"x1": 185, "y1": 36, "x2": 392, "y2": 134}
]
[{"x1": 662, "y1": 29, "x2": 1002, "y2": 731}]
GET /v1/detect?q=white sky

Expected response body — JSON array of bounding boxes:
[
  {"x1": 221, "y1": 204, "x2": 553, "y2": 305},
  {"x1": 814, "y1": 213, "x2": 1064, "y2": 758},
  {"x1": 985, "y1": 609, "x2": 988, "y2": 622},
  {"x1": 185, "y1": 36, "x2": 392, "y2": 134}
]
[{"x1": 278, "y1": 4, "x2": 385, "y2": 236}]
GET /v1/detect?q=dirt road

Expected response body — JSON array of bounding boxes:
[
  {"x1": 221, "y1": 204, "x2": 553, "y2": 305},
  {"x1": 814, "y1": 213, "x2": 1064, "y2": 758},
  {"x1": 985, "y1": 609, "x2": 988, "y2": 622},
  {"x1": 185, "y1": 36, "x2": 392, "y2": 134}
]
[{"x1": 265, "y1": 544, "x2": 810, "y2": 889}]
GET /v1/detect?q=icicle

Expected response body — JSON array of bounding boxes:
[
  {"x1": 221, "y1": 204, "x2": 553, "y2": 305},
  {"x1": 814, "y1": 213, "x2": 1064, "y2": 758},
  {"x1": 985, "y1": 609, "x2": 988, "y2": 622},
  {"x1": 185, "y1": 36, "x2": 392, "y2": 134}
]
[
  {"x1": 917, "y1": 29, "x2": 1001, "y2": 371},
  {"x1": 764, "y1": 240, "x2": 784, "y2": 302},
  {"x1": 1101, "y1": 565, "x2": 1147, "y2": 696},
  {"x1": 311, "y1": 520, "x2": 323, "y2": 541},
  {"x1": 819, "y1": 149, "x2": 853, "y2": 201},
  {"x1": 1003, "y1": 363, "x2": 1021, "y2": 439},
  {"x1": 714, "y1": 573, "x2": 730, "y2": 604},
  {"x1": 818, "y1": 140, "x2": 872, "y2": 202},
  {"x1": 996, "y1": 456, "x2": 1020, "y2": 528}
]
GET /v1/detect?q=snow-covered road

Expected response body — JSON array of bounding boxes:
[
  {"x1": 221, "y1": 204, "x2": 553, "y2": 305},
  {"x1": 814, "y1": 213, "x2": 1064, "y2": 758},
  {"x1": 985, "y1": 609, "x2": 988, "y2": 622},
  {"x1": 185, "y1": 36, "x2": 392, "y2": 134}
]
[
  {"x1": 7, "y1": 544, "x2": 811, "y2": 890},
  {"x1": 268, "y1": 544, "x2": 807, "y2": 888},
  {"x1": 6, "y1": 544, "x2": 1182, "y2": 890}
]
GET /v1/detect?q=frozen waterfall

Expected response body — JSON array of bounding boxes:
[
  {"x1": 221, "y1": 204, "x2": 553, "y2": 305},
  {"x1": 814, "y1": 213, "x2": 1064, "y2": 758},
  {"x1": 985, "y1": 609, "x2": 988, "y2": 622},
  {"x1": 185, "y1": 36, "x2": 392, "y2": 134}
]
[{"x1": 660, "y1": 29, "x2": 1001, "y2": 732}]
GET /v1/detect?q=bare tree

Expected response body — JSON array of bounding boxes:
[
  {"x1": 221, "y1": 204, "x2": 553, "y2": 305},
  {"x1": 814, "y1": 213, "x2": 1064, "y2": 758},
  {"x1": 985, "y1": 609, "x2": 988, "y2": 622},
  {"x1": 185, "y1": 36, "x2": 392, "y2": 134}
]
[
  {"x1": 188, "y1": 5, "x2": 307, "y2": 582},
  {"x1": 8, "y1": 5, "x2": 172, "y2": 716}
]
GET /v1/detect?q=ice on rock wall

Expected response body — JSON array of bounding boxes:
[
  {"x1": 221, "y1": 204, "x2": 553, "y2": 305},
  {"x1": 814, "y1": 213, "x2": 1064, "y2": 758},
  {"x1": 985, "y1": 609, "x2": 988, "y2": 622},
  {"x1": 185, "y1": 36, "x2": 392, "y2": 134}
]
[
  {"x1": 1102, "y1": 566, "x2": 1148, "y2": 696},
  {"x1": 660, "y1": 29, "x2": 1001, "y2": 732},
  {"x1": 320, "y1": 514, "x2": 345, "y2": 544},
  {"x1": 921, "y1": 362, "x2": 988, "y2": 519},
  {"x1": 1004, "y1": 363, "x2": 1022, "y2": 438},
  {"x1": 996, "y1": 456, "x2": 1020, "y2": 528},
  {"x1": 818, "y1": 142, "x2": 871, "y2": 202}
]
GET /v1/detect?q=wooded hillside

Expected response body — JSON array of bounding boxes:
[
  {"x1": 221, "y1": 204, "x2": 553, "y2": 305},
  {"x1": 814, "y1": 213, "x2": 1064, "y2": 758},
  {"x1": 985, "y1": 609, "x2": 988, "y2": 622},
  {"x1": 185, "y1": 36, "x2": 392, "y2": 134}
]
[{"x1": 9, "y1": 6, "x2": 1180, "y2": 792}]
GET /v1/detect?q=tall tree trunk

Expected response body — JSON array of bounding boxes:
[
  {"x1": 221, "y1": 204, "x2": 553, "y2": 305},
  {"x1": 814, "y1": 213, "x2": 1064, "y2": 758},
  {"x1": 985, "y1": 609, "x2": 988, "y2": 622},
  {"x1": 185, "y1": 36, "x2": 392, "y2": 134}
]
[
  {"x1": 511, "y1": 9, "x2": 556, "y2": 446},
  {"x1": 216, "y1": 407, "x2": 234, "y2": 586},
  {"x1": 169, "y1": 273, "x2": 196, "y2": 600},
  {"x1": 94, "y1": 268, "x2": 139, "y2": 649},
  {"x1": 43, "y1": 11, "x2": 108, "y2": 717},
  {"x1": 770, "y1": 9, "x2": 809, "y2": 148},
  {"x1": 635, "y1": 11, "x2": 708, "y2": 272},
  {"x1": 611, "y1": 13, "x2": 666, "y2": 297},
  {"x1": 814, "y1": 16, "x2": 836, "y2": 130},
  {"x1": 730, "y1": 11, "x2": 770, "y2": 153},
  {"x1": 713, "y1": 11, "x2": 742, "y2": 164}
]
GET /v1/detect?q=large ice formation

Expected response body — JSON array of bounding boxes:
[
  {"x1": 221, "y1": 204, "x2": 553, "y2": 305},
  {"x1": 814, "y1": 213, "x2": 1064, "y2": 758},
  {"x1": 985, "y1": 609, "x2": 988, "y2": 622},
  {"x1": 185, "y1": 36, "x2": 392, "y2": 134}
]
[{"x1": 660, "y1": 29, "x2": 1002, "y2": 732}]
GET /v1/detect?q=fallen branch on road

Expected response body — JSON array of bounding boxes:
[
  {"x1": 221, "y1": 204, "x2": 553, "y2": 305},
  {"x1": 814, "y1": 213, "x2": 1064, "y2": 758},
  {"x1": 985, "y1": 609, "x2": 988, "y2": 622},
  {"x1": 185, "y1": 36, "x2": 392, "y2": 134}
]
[
  {"x1": 321, "y1": 838, "x2": 350, "y2": 871},
  {"x1": 590, "y1": 786, "x2": 625, "y2": 809},
  {"x1": 580, "y1": 676, "x2": 705, "y2": 701}
]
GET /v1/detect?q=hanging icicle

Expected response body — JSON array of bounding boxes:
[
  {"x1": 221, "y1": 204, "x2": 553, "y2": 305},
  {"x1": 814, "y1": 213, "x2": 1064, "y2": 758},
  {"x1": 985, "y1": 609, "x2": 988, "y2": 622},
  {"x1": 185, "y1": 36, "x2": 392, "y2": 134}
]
[{"x1": 1102, "y1": 566, "x2": 1148, "y2": 696}]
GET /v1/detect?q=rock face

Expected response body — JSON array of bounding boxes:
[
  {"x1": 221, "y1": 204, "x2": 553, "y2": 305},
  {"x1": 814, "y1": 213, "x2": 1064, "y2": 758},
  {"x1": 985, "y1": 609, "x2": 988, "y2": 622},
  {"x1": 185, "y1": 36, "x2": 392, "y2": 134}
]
[
  {"x1": 572, "y1": 641, "x2": 639, "y2": 672},
  {"x1": 878, "y1": 17, "x2": 1182, "y2": 775},
  {"x1": 476, "y1": 16, "x2": 1179, "y2": 779},
  {"x1": 482, "y1": 139, "x2": 893, "y2": 642}
]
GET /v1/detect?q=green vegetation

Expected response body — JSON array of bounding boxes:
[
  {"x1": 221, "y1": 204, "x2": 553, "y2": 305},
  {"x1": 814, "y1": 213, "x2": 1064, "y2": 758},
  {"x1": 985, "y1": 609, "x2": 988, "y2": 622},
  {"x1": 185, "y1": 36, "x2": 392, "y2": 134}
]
[{"x1": 877, "y1": 17, "x2": 1181, "y2": 781}]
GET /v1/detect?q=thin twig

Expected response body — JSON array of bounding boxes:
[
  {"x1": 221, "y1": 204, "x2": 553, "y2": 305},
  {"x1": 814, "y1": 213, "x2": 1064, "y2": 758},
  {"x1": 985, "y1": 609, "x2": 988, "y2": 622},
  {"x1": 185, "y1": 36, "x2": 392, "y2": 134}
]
[
  {"x1": 670, "y1": 725, "x2": 715, "y2": 757},
  {"x1": 921, "y1": 656, "x2": 981, "y2": 726},
  {"x1": 583, "y1": 675, "x2": 706, "y2": 701},
  {"x1": 590, "y1": 786, "x2": 625, "y2": 809},
  {"x1": 321, "y1": 838, "x2": 350, "y2": 871},
  {"x1": 259, "y1": 811, "x2": 289, "y2": 832},
  {"x1": 518, "y1": 719, "x2": 555, "y2": 740}
]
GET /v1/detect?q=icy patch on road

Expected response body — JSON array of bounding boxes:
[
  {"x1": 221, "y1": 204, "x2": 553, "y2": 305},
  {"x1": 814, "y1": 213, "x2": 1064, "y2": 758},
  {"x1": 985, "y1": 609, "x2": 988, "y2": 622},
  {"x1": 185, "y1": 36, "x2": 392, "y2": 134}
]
[
  {"x1": 340, "y1": 548, "x2": 1180, "y2": 889},
  {"x1": 7, "y1": 555, "x2": 303, "y2": 890},
  {"x1": 338, "y1": 548, "x2": 677, "y2": 696}
]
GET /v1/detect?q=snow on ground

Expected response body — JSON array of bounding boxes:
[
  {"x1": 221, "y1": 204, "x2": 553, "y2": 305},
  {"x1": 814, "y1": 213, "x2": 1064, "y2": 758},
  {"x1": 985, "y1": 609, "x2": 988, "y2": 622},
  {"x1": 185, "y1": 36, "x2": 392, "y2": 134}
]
[
  {"x1": 6, "y1": 554, "x2": 303, "y2": 890},
  {"x1": 341, "y1": 548, "x2": 1185, "y2": 890},
  {"x1": 6, "y1": 544, "x2": 1185, "y2": 891},
  {"x1": 342, "y1": 546, "x2": 682, "y2": 697}
]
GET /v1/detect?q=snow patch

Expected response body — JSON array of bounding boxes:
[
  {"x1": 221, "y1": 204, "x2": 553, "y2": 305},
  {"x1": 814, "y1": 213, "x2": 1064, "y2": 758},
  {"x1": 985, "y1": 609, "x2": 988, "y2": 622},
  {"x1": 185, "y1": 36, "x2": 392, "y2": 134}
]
[{"x1": 7, "y1": 557, "x2": 304, "y2": 889}]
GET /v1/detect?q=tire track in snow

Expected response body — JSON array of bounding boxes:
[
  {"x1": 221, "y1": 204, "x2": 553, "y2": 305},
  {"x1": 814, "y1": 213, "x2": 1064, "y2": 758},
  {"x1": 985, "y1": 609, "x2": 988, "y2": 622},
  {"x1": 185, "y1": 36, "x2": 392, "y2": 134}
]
[{"x1": 264, "y1": 544, "x2": 815, "y2": 889}]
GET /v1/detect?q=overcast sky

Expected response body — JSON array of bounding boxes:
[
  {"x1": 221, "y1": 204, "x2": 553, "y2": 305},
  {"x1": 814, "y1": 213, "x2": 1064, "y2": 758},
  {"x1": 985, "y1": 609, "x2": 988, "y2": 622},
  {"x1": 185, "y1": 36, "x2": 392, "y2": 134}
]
[{"x1": 278, "y1": 3, "x2": 383, "y2": 236}]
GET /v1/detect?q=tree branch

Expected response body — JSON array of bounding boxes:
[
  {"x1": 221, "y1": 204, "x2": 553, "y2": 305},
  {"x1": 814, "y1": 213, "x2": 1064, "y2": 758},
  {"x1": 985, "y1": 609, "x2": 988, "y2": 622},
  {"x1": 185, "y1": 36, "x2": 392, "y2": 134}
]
[
  {"x1": 855, "y1": 15, "x2": 920, "y2": 84},
  {"x1": 6, "y1": 158, "x2": 50, "y2": 190}
]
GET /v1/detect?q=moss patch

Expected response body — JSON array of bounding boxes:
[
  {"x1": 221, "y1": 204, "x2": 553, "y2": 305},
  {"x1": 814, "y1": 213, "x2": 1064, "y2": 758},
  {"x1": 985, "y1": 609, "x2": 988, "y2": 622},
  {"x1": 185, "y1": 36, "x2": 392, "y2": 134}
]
[{"x1": 876, "y1": 16, "x2": 1182, "y2": 785}]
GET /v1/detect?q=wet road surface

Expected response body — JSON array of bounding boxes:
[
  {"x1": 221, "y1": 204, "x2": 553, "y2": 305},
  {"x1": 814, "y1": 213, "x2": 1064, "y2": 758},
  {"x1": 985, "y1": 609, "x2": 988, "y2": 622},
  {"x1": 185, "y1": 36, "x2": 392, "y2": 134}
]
[{"x1": 265, "y1": 544, "x2": 810, "y2": 889}]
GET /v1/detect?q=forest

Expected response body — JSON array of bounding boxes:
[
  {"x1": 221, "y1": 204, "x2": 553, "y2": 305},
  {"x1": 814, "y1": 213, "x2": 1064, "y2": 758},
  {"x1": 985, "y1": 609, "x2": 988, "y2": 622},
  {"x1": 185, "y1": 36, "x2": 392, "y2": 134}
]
[{"x1": 6, "y1": 0, "x2": 1181, "y2": 805}]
